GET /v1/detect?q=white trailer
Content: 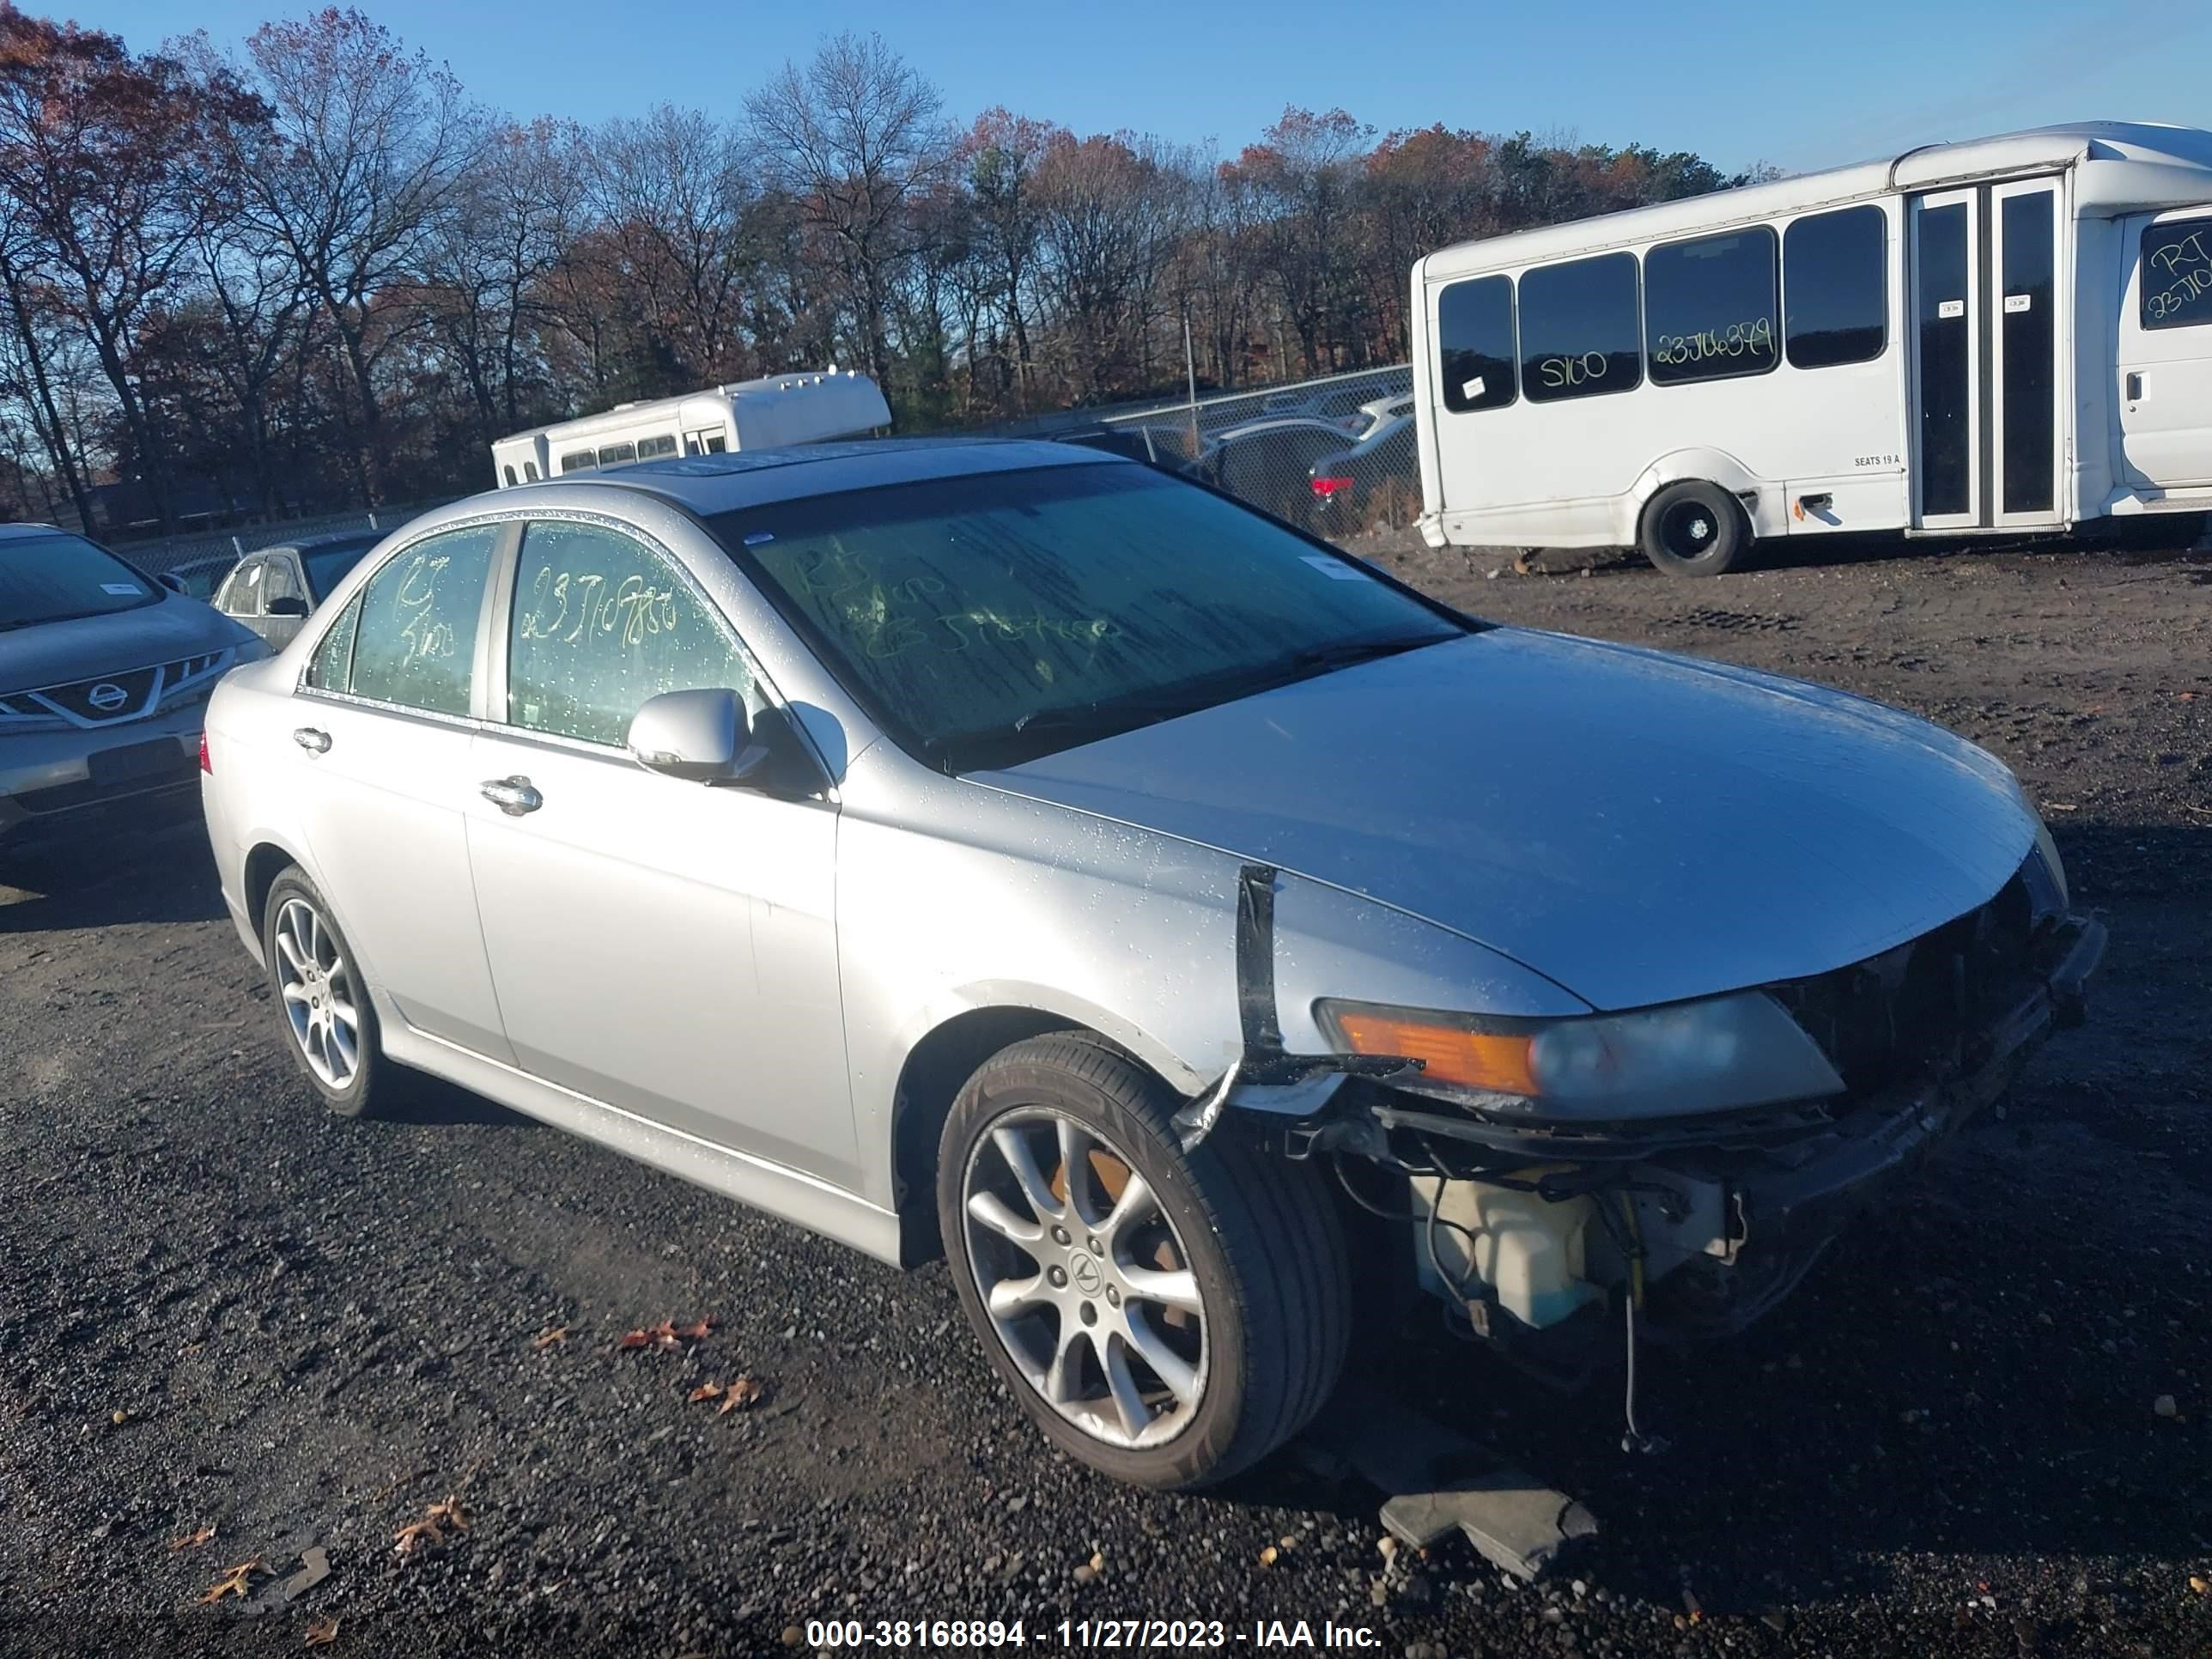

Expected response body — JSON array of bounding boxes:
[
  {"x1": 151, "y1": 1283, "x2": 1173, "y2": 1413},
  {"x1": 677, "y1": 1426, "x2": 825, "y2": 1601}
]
[
  {"x1": 489, "y1": 370, "x2": 892, "y2": 489},
  {"x1": 1409, "y1": 123, "x2": 2212, "y2": 574}
]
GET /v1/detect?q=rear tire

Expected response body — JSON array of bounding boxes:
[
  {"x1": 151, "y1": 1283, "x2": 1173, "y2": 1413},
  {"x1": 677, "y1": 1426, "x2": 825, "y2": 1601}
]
[
  {"x1": 260, "y1": 867, "x2": 389, "y2": 1120},
  {"x1": 1641, "y1": 480, "x2": 1749, "y2": 576},
  {"x1": 938, "y1": 1033, "x2": 1351, "y2": 1490}
]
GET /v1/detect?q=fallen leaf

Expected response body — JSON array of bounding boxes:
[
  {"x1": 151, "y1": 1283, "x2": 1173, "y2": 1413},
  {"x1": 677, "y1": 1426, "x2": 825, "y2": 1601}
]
[
  {"x1": 426, "y1": 1496, "x2": 469, "y2": 1534},
  {"x1": 717, "y1": 1374, "x2": 765, "y2": 1414},
  {"x1": 304, "y1": 1613, "x2": 340, "y2": 1647},
  {"x1": 1258, "y1": 1545, "x2": 1278, "y2": 1567},
  {"x1": 393, "y1": 1518, "x2": 442, "y2": 1556},
  {"x1": 619, "y1": 1317, "x2": 714, "y2": 1352},
  {"x1": 198, "y1": 1558, "x2": 264, "y2": 1604},
  {"x1": 2190, "y1": 1575, "x2": 2209, "y2": 1595},
  {"x1": 167, "y1": 1524, "x2": 217, "y2": 1553},
  {"x1": 110, "y1": 1409, "x2": 130, "y2": 1427},
  {"x1": 532, "y1": 1326, "x2": 569, "y2": 1350},
  {"x1": 688, "y1": 1382, "x2": 724, "y2": 1404}
]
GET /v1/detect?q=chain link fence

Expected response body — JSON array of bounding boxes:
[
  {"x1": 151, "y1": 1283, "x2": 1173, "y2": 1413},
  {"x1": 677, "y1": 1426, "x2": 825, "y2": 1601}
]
[
  {"x1": 112, "y1": 502, "x2": 454, "y2": 595},
  {"x1": 100, "y1": 362, "x2": 1423, "y2": 593}
]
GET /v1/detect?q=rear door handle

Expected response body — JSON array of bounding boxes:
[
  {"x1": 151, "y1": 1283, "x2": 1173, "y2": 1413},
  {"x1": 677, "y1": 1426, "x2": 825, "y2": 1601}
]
[
  {"x1": 480, "y1": 775, "x2": 543, "y2": 817},
  {"x1": 293, "y1": 726, "x2": 331, "y2": 754},
  {"x1": 2125, "y1": 371, "x2": 2144, "y2": 401}
]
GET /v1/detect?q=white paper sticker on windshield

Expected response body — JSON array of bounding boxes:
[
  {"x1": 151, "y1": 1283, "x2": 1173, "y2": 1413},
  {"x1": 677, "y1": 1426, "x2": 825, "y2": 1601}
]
[
  {"x1": 1461, "y1": 375, "x2": 1485, "y2": 398},
  {"x1": 101, "y1": 582, "x2": 143, "y2": 596},
  {"x1": 1301, "y1": 554, "x2": 1367, "y2": 581},
  {"x1": 1937, "y1": 299, "x2": 1965, "y2": 319}
]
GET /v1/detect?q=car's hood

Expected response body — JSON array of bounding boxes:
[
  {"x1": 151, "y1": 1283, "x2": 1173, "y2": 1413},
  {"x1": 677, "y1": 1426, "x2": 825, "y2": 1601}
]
[
  {"x1": 973, "y1": 629, "x2": 2039, "y2": 1010},
  {"x1": 0, "y1": 592, "x2": 252, "y2": 695}
]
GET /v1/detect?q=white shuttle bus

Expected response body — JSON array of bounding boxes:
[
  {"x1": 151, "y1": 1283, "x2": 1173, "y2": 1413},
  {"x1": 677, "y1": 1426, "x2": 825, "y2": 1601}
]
[
  {"x1": 489, "y1": 369, "x2": 891, "y2": 489},
  {"x1": 1410, "y1": 123, "x2": 2212, "y2": 574}
]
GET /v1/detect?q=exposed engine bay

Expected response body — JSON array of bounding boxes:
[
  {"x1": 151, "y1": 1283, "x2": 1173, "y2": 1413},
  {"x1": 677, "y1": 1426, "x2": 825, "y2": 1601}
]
[{"x1": 1209, "y1": 853, "x2": 2104, "y2": 1409}]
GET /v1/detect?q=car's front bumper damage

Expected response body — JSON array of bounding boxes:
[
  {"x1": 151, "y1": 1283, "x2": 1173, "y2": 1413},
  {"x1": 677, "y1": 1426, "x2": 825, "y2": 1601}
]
[{"x1": 1279, "y1": 906, "x2": 2106, "y2": 1370}]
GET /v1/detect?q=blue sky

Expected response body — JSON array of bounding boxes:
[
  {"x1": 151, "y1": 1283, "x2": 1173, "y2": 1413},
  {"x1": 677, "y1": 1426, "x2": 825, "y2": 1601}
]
[{"x1": 74, "y1": 0, "x2": 2212, "y2": 175}]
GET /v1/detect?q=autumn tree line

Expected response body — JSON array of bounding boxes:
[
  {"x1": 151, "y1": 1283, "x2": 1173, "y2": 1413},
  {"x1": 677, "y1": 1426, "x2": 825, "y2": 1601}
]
[{"x1": 0, "y1": 5, "x2": 1765, "y2": 537}]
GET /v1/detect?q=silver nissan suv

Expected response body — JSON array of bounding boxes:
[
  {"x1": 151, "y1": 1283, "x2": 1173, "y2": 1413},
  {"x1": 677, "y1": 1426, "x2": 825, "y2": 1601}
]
[{"x1": 1, "y1": 523, "x2": 264, "y2": 853}]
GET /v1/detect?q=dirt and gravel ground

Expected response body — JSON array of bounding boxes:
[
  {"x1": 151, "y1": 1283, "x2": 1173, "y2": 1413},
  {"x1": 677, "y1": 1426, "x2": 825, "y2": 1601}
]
[{"x1": 3, "y1": 532, "x2": 2209, "y2": 1659}]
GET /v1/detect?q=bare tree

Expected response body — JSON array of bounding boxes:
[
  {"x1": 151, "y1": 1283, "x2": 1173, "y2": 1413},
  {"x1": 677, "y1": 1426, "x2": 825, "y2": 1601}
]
[
  {"x1": 220, "y1": 8, "x2": 479, "y2": 501},
  {"x1": 1231, "y1": 107, "x2": 1375, "y2": 375},
  {"x1": 0, "y1": 206, "x2": 94, "y2": 529},
  {"x1": 590, "y1": 105, "x2": 761, "y2": 386},
  {"x1": 0, "y1": 12, "x2": 260, "y2": 529},
  {"x1": 744, "y1": 32, "x2": 951, "y2": 385},
  {"x1": 963, "y1": 108, "x2": 1059, "y2": 405},
  {"x1": 1033, "y1": 132, "x2": 1191, "y2": 398},
  {"x1": 428, "y1": 116, "x2": 587, "y2": 437}
]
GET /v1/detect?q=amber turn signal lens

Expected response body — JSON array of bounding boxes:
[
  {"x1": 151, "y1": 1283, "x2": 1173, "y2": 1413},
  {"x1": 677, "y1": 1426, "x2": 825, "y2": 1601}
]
[{"x1": 1331, "y1": 1009, "x2": 1540, "y2": 1097}]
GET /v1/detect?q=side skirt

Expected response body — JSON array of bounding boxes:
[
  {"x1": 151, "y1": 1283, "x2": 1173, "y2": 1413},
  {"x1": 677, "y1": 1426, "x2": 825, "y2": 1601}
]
[{"x1": 381, "y1": 1019, "x2": 906, "y2": 1268}]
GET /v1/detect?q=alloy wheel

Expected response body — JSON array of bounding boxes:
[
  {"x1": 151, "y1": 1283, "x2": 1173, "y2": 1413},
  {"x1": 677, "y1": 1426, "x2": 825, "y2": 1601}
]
[
  {"x1": 273, "y1": 896, "x2": 362, "y2": 1091},
  {"x1": 962, "y1": 1108, "x2": 1209, "y2": 1449}
]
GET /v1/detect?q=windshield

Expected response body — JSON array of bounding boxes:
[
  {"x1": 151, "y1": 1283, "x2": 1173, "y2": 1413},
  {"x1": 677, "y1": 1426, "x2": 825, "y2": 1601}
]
[
  {"x1": 0, "y1": 532, "x2": 161, "y2": 632},
  {"x1": 708, "y1": 462, "x2": 1465, "y2": 772},
  {"x1": 301, "y1": 540, "x2": 376, "y2": 598}
]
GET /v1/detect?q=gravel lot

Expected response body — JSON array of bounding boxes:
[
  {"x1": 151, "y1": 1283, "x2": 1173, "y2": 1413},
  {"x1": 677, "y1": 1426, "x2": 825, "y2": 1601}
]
[{"x1": 3, "y1": 532, "x2": 2209, "y2": 1659}]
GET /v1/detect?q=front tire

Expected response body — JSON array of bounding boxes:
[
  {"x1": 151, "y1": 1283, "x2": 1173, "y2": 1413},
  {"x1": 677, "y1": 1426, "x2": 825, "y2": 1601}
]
[
  {"x1": 938, "y1": 1034, "x2": 1351, "y2": 1490},
  {"x1": 1641, "y1": 480, "x2": 1749, "y2": 576},
  {"x1": 261, "y1": 867, "x2": 388, "y2": 1120}
]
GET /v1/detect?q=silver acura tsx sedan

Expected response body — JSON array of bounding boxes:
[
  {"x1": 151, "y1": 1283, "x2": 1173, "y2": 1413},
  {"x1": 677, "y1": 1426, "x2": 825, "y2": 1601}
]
[{"x1": 200, "y1": 441, "x2": 2102, "y2": 1489}]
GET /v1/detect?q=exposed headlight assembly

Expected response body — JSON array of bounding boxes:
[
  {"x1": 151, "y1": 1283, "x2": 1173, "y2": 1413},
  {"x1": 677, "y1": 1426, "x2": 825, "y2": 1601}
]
[{"x1": 1316, "y1": 990, "x2": 1845, "y2": 1120}]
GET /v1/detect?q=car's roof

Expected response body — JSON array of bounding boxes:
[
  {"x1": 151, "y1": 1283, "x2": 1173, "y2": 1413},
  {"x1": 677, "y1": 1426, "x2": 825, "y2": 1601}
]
[
  {"x1": 484, "y1": 437, "x2": 1117, "y2": 521},
  {"x1": 247, "y1": 531, "x2": 383, "y2": 557},
  {"x1": 1210, "y1": 416, "x2": 1358, "y2": 442},
  {"x1": 0, "y1": 520, "x2": 70, "y2": 540}
]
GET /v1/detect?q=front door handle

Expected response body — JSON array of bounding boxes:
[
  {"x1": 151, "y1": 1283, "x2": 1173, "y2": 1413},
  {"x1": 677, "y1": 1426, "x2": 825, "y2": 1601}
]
[
  {"x1": 480, "y1": 775, "x2": 543, "y2": 817},
  {"x1": 293, "y1": 726, "x2": 331, "y2": 754}
]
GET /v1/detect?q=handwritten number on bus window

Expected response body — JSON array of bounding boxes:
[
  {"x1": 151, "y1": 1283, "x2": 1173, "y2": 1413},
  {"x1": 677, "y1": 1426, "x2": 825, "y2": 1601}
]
[
  {"x1": 2143, "y1": 222, "x2": 2212, "y2": 328},
  {"x1": 1651, "y1": 317, "x2": 1775, "y2": 368}
]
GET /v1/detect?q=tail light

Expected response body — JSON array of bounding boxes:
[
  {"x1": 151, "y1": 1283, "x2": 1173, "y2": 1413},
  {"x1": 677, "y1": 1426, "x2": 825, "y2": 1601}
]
[
  {"x1": 198, "y1": 732, "x2": 212, "y2": 774},
  {"x1": 1310, "y1": 476, "x2": 1354, "y2": 499}
]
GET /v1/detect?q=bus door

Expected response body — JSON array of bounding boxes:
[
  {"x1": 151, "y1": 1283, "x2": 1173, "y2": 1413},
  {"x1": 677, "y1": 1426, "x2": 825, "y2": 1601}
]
[
  {"x1": 1908, "y1": 178, "x2": 2064, "y2": 529},
  {"x1": 2117, "y1": 206, "x2": 2212, "y2": 491}
]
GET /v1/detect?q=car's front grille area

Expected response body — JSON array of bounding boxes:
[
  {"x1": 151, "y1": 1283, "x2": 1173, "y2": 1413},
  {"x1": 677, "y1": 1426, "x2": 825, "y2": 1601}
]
[
  {"x1": 1768, "y1": 859, "x2": 2051, "y2": 1094},
  {"x1": 33, "y1": 667, "x2": 161, "y2": 723},
  {"x1": 0, "y1": 650, "x2": 231, "y2": 730}
]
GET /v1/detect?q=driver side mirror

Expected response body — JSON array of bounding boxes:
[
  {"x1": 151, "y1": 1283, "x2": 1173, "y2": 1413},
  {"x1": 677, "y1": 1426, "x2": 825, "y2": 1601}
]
[
  {"x1": 628, "y1": 687, "x2": 771, "y2": 787},
  {"x1": 155, "y1": 570, "x2": 186, "y2": 595},
  {"x1": 264, "y1": 594, "x2": 310, "y2": 618}
]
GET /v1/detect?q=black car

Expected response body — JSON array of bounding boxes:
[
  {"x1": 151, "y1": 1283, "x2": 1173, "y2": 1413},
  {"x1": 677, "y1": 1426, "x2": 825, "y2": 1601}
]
[
  {"x1": 1307, "y1": 404, "x2": 1419, "y2": 533},
  {"x1": 211, "y1": 531, "x2": 383, "y2": 651},
  {"x1": 1049, "y1": 423, "x2": 1200, "y2": 472}
]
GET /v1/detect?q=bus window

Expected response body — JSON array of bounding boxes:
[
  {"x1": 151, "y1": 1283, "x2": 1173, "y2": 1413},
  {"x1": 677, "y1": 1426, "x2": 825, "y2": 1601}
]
[
  {"x1": 560, "y1": 451, "x2": 597, "y2": 473},
  {"x1": 1437, "y1": 276, "x2": 1517, "y2": 412},
  {"x1": 2142, "y1": 214, "x2": 2212, "y2": 329},
  {"x1": 639, "y1": 433, "x2": 678, "y2": 458},
  {"x1": 524, "y1": 461, "x2": 539, "y2": 481},
  {"x1": 501, "y1": 464, "x2": 518, "y2": 485},
  {"x1": 1785, "y1": 205, "x2": 1887, "y2": 368},
  {"x1": 598, "y1": 441, "x2": 637, "y2": 465},
  {"x1": 704, "y1": 432, "x2": 727, "y2": 453},
  {"x1": 684, "y1": 434, "x2": 702, "y2": 456},
  {"x1": 1646, "y1": 226, "x2": 1778, "y2": 386},
  {"x1": 1519, "y1": 252, "x2": 1642, "y2": 403}
]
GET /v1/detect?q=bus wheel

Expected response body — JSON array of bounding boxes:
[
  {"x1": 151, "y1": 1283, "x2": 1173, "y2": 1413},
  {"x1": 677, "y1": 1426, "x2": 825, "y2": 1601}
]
[{"x1": 1640, "y1": 482, "x2": 1747, "y2": 576}]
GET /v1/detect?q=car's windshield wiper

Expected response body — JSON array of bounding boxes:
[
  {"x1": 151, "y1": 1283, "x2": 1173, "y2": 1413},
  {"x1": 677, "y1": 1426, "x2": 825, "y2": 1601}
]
[{"x1": 1275, "y1": 633, "x2": 1449, "y2": 677}]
